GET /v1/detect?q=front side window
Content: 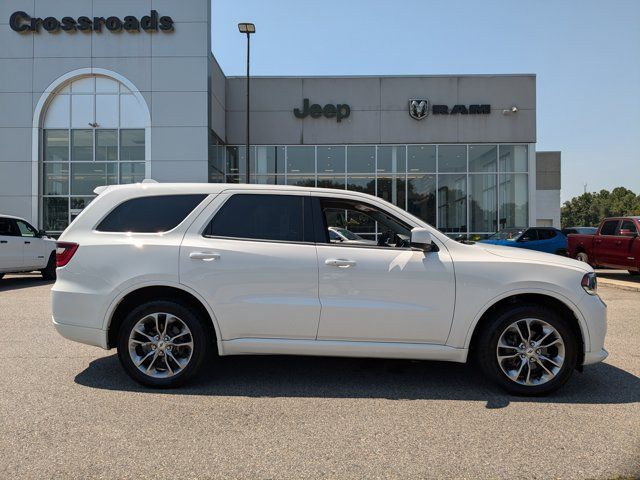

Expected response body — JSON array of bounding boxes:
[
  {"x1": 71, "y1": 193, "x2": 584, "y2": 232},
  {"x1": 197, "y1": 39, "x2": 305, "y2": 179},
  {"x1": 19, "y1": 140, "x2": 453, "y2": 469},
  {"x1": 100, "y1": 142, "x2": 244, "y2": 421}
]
[
  {"x1": 618, "y1": 220, "x2": 638, "y2": 235},
  {"x1": 205, "y1": 194, "x2": 310, "y2": 243},
  {"x1": 520, "y1": 229, "x2": 539, "y2": 242},
  {"x1": 96, "y1": 195, "x2": 206, "y2": 233},
  {"x1": 600, "y1": 220, "x2": 618, "y2": 236},
  {"x1": 16, "y1": 220, "x2": 37, "y2": 237},
  {"x1": 319, "y1": 198, "x2": 412, "y2": 248}
]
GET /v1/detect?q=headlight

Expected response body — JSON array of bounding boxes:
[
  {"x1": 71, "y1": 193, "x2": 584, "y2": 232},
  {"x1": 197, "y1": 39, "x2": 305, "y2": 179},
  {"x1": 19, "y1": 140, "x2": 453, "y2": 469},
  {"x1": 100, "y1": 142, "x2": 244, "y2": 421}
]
[{"x1": 581, "y1": 272, "x2": 598, "y2": 295}]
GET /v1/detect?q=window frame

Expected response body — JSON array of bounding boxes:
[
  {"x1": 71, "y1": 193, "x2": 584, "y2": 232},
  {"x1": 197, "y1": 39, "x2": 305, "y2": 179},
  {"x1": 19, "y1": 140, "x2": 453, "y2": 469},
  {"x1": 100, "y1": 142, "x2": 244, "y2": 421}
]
[
  {"x1": 617, "y1": 220, "x2": 638, "y2": 235},
  {"x1": 312, "y1": 196, "x2": 416, "y2": 251},
  {"x1": 0, "y1": 218, "x2": 20, "y2": 237},
  {"x1": 600, "y1": 220, "x2": 620, "y2": 237},
  {"x1": 15, "y1": 220, "x2": 38, "y2": 237},
  {"x1": 94, "y1": 194, "x2": 208, "y2": 234},
  {"x1": 201, "y1": 193, "x2": 316, "y2": 245}
]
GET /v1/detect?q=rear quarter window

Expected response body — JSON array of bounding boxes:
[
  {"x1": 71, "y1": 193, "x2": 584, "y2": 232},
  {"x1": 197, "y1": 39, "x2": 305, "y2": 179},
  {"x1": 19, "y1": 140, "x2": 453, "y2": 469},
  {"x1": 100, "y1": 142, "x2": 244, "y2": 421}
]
[{"x1": 96, "y1": 194, "x2": 207, "y2": 233}]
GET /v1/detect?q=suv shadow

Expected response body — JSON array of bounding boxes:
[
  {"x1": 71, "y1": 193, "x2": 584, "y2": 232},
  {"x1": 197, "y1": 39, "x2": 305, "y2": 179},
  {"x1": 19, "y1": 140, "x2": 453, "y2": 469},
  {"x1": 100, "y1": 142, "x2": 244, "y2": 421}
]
[
  {"x1": 74, "y1": 354, "x2": 640, "y2": 408},
  {"x1": 0, "y1": 274, "x2": 53, "y2": 292}
]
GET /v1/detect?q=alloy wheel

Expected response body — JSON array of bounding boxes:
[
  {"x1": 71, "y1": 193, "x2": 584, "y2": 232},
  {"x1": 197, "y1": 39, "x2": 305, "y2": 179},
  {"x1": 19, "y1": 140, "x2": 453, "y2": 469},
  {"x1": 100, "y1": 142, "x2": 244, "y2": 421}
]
[
  {"x1": 128, "y1": 312, "x2": 194, "y2": 378},
  {"x1": 496, "y1": 318, "x2": 566, "y2": 386}
]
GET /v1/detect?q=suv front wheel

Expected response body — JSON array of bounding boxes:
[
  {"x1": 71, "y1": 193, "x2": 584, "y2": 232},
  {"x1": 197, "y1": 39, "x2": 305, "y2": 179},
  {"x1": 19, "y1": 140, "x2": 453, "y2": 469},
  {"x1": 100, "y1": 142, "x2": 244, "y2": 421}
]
[
  {"x1": 117, "y1": 300, "x2": 210, "y2": 388},
  {"x1": 476, "y1": 304, "x2": 578, "y2": 396}
]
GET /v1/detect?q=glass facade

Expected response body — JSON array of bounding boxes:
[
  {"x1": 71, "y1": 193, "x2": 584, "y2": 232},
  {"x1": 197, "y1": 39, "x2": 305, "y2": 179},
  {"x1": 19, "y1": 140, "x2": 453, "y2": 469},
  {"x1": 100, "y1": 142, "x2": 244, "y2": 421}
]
[
  {"x1": 209, "y1": 144, "x2": 529, "y2": 239},
  {"x1": 41, "y1": 76, "x2": 147, "y2": 233}
]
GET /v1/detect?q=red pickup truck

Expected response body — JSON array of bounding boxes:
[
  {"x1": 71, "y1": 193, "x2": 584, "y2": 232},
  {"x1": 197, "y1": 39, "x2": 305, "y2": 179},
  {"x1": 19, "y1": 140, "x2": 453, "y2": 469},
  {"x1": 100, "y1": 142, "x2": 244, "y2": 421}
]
[{"x1": 567, "y1": 217, "x2": 640, "y2": 274}]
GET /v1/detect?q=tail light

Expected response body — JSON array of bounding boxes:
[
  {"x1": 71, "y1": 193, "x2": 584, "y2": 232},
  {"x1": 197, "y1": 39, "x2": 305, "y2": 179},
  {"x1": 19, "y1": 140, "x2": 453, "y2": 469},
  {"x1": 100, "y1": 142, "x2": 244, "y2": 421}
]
[{"x1": 56, "y1": 242, "x2": 79, "y2": 267}]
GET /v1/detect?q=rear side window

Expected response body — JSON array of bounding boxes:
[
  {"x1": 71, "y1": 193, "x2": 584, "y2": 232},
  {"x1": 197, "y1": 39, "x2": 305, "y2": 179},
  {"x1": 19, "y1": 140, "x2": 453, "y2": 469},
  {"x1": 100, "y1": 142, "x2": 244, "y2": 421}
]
[
  {"x1": 0, "y1": 218, "x2": 18, "y2": 236},
  {"x1": 538, "y1": 229, "x2": 556, "y2": 240},
  {"x1": 600, "y1": 220, "x2": 618, "y2": 236},
  {"x1": 205, "y1": 194, "x2": 311, "y2": 243},
  {"x1": 96, "y1": 194, "x2": 207, "y2": 233}
]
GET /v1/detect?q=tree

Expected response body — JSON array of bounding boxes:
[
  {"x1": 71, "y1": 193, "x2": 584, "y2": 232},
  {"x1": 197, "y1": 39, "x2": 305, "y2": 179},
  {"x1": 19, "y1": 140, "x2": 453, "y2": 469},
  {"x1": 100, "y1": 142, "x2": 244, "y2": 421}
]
[{"x1": 561, "y1": 187, "x2": 640, "y2": 228}]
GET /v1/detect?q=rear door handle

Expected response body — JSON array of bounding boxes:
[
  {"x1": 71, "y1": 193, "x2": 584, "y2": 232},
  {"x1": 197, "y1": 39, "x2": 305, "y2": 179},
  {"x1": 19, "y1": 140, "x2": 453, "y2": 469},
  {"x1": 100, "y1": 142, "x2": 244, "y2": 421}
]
[
  {"x1": 189, "y1": 252, "x2": 221, "y2": 261},
  {"x1": 0, "y1": 240, "x2": 7, "y2": 244},
  {"x1": 325, "y1": 258, "x2": 356, "y2": 268},
  {"x1": 24, "y1": 241, "x2": 30, "y2": 244}
]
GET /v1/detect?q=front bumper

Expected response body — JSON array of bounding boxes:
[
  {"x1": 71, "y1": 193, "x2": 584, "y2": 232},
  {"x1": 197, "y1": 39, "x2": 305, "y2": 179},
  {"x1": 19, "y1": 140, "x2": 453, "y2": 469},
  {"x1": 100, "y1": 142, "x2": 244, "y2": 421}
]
[
  {"x1": 577, "y1": 293, "x2": 608, "y2": 366},
  {"x1": 583, "y1": 348, "x2": 609, "y2": 365},
  {"x1": 52, "y1": 317, "x2": 109, "y2": 349}
]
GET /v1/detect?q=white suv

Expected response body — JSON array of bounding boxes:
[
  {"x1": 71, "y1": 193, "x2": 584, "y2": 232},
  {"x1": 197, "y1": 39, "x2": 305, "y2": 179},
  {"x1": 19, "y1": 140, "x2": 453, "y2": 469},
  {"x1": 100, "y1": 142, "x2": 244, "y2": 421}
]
[
  {"x1": 0, "y1": 215, "x2": 57, "y2": 280},
  {"x1": 52, "y1": 183, "x2": 607, "y2": 395}
]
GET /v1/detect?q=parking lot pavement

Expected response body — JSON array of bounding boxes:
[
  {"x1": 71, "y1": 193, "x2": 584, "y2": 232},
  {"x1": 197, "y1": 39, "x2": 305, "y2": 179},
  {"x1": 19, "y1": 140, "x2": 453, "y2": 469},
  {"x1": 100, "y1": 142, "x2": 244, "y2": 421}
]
[
  {"x1": 0, "y1": 275, "x2": 638, "y2": 479},
  {"x1": 597, "y1": 269, "x2": 640, "y2": 292}
]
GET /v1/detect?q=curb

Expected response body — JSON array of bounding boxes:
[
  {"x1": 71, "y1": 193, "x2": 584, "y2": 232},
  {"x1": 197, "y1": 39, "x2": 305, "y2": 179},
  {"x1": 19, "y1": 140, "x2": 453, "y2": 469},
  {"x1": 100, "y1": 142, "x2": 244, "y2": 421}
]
[{"x1": 598, "y1": 279, "x2": 640, "y2": 293}]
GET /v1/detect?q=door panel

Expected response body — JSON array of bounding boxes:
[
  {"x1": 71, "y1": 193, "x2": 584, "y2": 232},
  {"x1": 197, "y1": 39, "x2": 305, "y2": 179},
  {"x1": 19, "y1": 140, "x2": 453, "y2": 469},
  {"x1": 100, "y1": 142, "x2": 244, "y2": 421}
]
[
  {"x1": 15, "y1": 220, "x2": 47, "y2": 268},
  {"x1": 179, "y1": 192, "x2": 321, "y2": 341},
  {"x1": 594, "y1": 220, "x2": 620, "y2": 266},
  {"x1": 610, "y1": 220, "x2": 639, "y2": 269},
  {"x1": 316, "y1": 246, "x2": 455, "y2": 344},
  {"x1": 0, "y1": 218, "x2": 23, "y2": 270}
]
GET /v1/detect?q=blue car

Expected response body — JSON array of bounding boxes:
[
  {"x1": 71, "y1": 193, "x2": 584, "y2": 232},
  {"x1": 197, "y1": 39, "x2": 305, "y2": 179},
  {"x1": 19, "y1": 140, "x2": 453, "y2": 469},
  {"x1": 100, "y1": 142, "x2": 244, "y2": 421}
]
[{"x1": 480, "y1": 227, "x2": 568, "y2": 255}]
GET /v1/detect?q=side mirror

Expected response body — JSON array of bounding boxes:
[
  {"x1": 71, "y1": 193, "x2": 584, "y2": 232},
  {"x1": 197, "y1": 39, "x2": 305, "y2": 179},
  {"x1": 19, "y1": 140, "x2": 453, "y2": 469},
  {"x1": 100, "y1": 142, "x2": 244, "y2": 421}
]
[
  {"x1": 38, "y1": 229, "x2": 47, "y2": 238},
  {"x1": 619, "y1": 229, "x2": 638, "y2": 238},
  {"x1": 410, "y1": 227, "x2": 433, "y2": 251}
]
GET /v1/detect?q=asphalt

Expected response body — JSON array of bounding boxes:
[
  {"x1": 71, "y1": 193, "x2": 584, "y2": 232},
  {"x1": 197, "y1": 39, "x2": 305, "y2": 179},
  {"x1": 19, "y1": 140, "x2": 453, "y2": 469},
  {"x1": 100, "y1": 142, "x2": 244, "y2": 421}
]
[
  {"x1": 0, "y1": 274, "x2": 638, "y2": 479},
  {"x1": 597, "y1": 269, "x2": 640, "y2": 292}
]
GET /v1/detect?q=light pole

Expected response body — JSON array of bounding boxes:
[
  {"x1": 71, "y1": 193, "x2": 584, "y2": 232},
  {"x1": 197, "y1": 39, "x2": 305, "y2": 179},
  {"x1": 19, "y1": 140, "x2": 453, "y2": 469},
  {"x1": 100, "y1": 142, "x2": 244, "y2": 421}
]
[{"x1": 238, "y1": 22, "x2": 255, "y2": 184}]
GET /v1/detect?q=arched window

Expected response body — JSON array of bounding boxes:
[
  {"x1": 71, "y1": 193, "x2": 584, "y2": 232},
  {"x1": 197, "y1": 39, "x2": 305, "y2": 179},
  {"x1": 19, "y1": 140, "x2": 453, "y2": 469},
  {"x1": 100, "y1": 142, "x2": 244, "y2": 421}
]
[{"x1": 41, "y1": 75, "x2": 148, "y2": 232}]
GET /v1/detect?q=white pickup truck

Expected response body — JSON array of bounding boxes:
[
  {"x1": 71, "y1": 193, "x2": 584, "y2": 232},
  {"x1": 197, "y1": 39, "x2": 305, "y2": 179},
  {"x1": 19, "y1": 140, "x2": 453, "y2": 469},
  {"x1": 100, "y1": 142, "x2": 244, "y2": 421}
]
[{"x1": 0, "y1": 214, "x2": 57, "y2": 280}]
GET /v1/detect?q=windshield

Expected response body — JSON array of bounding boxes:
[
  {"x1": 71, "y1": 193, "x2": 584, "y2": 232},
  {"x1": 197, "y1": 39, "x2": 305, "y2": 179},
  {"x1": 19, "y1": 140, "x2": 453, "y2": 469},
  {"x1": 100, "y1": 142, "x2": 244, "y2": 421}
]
[
  {"x1": 333, "y1": 228, "x2": 362, "y2": 240},
  {"x1": 488, "y1": 228, "x2": 525, "y2": 241}
]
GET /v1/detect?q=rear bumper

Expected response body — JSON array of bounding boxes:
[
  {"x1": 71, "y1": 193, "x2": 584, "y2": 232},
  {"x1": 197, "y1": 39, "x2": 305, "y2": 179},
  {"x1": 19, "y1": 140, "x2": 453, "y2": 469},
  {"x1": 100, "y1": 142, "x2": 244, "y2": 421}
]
[{"x1": 52, "y1": 317, "x2": 109, "y2": 349}]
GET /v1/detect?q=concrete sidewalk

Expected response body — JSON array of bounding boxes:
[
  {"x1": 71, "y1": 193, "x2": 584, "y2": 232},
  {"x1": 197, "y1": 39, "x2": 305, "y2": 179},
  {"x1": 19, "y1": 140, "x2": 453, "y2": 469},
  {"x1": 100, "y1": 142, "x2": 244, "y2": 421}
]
[{"x1": 597, "y1": 269, "x2": 640, "y2": 292}]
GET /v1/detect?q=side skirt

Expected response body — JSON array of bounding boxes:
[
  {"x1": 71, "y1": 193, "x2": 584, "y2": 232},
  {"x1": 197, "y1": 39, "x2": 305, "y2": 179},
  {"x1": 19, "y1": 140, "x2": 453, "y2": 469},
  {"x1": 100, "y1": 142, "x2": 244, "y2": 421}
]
[{"x1": 220, "y1": 338, "x2": 469, "y2": 363}]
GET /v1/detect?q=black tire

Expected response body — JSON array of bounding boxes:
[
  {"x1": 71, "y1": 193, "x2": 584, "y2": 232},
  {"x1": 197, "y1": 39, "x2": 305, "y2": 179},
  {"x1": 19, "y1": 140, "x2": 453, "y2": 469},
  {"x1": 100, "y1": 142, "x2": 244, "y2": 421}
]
[
  {"x1": 40, "y1": 252, "x2": 56, "y2": 280},
  {"x1": 628, "y1": 270, "x2": 640, "y2": 276},
  {"x1": 117, "y1": 300, "x2": 210, "y2": 388},
  {"x1": 575, "y1": 251, "x2": 590, "y2": 265},
  {"x1": 475, "y1": 304, "x2": 578, "y2": 396}
]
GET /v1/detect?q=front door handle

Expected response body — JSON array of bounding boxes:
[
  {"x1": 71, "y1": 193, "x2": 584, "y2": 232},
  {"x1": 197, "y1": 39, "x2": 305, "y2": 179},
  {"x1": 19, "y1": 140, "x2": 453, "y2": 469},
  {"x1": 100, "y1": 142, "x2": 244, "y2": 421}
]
[
  {"x1": 189, "y1": 252, "x2": 221, "y2": 261},
  {"x1": 24, "y1": 241, "x2": 30, "y2": 244},
  {"x1": 325, "y1": 258, "x2": 356, "y2": 268},
  {"x1": 0, "y1": 240, "x2": 7, "y2": 244}
]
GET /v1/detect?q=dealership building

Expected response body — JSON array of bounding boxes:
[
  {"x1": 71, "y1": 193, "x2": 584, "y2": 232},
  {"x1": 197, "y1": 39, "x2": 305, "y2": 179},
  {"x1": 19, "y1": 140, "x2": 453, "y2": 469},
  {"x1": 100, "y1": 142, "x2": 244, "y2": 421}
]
[{"x1": 0, "y1": 0, "x2": 560, "y2": 237}]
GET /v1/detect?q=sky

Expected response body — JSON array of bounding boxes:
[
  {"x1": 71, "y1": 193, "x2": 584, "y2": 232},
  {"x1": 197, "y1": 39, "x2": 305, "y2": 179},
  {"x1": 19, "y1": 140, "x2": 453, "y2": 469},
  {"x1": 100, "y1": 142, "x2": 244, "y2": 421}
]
[{"x1": 212, "y1": 0, "x2": 640, "y2": 202}]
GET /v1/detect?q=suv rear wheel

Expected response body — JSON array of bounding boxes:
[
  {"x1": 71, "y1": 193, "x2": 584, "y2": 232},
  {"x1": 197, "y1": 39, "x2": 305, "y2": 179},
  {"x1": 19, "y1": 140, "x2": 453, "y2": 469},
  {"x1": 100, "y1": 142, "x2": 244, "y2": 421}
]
[
  {"x1": 476, "y1": 304, "x2": 578, "y2": 396},
  {"x1": 117, "y1": 300, "x2": 210, "y2": 388}
]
